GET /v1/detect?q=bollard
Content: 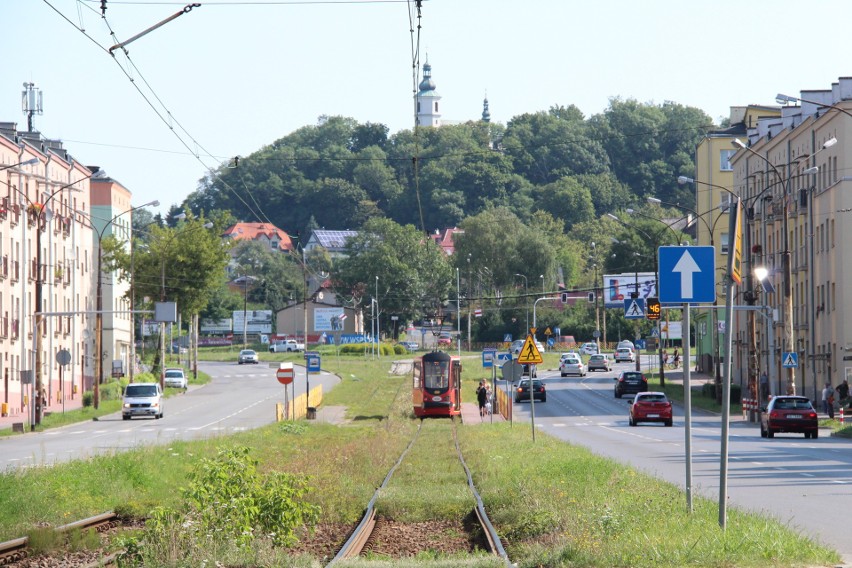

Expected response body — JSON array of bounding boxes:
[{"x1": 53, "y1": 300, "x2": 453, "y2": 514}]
[{"x1": 841, "y1": 407, "x2": 845, "y2": 425}]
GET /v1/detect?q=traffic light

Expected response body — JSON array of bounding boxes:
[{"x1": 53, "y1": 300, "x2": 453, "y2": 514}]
[
  {"x1": 646, "y1": 297, "x2": 661, "y2": 320},
  {"x1": 587, "y1": 292, "x2": 595, "y2": 303},
  {"x1": 561, "y1": 292, "x2": 569, "y2": 303}
]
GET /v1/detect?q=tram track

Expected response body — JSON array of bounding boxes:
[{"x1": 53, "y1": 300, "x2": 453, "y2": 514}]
[
  {"x1": 0, "y1": 511, "x2": 122, "y2": 567},
  {"x1": 329, "y1": 418, "x2": 510, "y2": 566}
]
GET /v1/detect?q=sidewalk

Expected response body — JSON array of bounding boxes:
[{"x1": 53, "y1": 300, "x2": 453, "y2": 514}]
[
  {"x1": 0, "y1": 390, "x2": 85, "y2": 432},
  {"x1": 460, "y1": 402, "x2": 505, "y2": 424}
]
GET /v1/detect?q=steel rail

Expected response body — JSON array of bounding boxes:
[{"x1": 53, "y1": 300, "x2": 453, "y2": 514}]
[{"x1": 0, "y1": 511, "x2": 118, "y2": 566}]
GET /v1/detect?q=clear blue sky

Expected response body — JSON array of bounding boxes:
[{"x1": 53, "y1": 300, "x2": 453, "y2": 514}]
[{"x1": 4, "y1": 0, "x2": 852, "y2": 215}]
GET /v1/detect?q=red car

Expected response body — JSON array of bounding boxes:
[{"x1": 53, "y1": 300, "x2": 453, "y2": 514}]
[
  {"x1": 629, "y1": 392, "x2": 673, "y2": 426},
  {"x1": 437, "y1": 333, "x2": 453, "y2": 346},
  {"x1": 760, "y1": 396, "x2": 819, "y2": 439}
]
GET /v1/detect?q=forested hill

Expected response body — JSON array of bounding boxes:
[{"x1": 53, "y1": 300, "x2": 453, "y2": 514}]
[{"x1": 184, "y1": 98, "x2": 714, "y2": 237}]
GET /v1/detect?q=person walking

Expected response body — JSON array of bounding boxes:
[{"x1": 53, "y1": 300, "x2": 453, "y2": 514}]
[
  {"x1": 476, "y1": 380, "x2": 488, "y2": 419},
  {"x1": 672, "y1": 348, "x2": 680, "y2": 369},
  {"x1": 836, "y1": 379, "x2": 850, "y2": 406},
  {"x1": 821, "y1": 382, "x2": 835, "y2": 419}
]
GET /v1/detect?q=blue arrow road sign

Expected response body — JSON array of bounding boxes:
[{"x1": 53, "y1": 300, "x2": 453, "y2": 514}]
[
  {"x1": 782, "y1": 352, "x2": 799, "y2": 368},
  {"x1": 624, "y1": 298, "x2": 645, "y2": 319},
  {"x1": 658, "y1": 246, "x2": 716, "y2": 304}
]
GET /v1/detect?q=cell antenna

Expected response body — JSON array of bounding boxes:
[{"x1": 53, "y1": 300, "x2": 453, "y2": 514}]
[{"x1": 22, "y1": 82, "x2": 43, "y2": 133}]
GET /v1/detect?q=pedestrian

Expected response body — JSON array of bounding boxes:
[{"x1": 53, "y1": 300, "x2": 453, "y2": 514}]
[
  {"x1": 836, "y1": 379, "x2": 850, "y2": 405},
  {"x1": 672, "y1": 348, "x2": 680, "y2": 369},
  {"x1": 821, "y1": 382, "x2": 835, "y2": 419},
  {"x1": 759, "y1": 371, "x2": 769, "y2": 401},
  {"x1": 476, "y1": 380, "x2": 488, "y2": 419},
  {"x1": 662, "y1": 350, "x2": 669, "y2": 369},
  {"x1": 484, "y1": 383, "x2": 493, "y2": 416}
]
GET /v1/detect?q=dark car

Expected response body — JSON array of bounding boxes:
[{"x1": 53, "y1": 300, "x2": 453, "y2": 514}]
[
  {"x1": 760, "y1": 396, "x2": 819, "y2": 439},
  {"x1": 515, "y1": 379, "x2": 546, "y2": 403},
  {"x1": 614, "y1": 371, "x2": 648, "y2": 398},
  {"x1": 629, "y1": 392, "x2": 673, "y2": 426}
]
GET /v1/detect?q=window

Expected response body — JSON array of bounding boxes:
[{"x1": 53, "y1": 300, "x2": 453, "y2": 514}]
[
  {"x1": 720, "y1": 233, "x2": 729, "y2": 254},
  {"x1": 720, "y1": 149, "x2": 736, "y2": 171}
]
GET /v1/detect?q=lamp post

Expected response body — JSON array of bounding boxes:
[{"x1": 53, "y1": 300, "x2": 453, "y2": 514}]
[
  {"x1": 12, "y1": 175, "x2": 88, "y2": 427},
  {"x1": 732, "y1": 138, "x2": 831, "y2": 397},
  {"x1": 514, "y1": 273, "x2": 529, "y2": 333},
  {"x1": 0, "y1": 157, "x2": 39, "y2": 171},
  {"x1": 76, "y1": 200, "x2": 159, "y2": 408}
]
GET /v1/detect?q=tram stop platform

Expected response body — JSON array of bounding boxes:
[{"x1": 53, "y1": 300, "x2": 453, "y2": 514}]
[{"x1": 461, "y1": 402, "x2": 505, "y2": 424}]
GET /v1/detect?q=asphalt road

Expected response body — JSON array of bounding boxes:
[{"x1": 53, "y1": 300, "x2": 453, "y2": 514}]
[
  {"x1": 0, "y1": 361, "x2": 339, "y2": 471},
  {"x1": 508, "y1": 360, "x2": 852, "y2": 564}
]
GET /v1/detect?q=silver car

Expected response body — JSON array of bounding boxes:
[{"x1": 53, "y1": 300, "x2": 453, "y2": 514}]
[
  {"x1": 588, "y1": 354, "x2": 612, "y2": 372},
  {"x1": 164, "y1": 368, "x2": 188, "y2": 389},
  {"x1": 560, "y1": 357, "x2": 587, "y2": 377},
  {"x1": 238, "y1": 349, "x2": 259, "y2": 364}
]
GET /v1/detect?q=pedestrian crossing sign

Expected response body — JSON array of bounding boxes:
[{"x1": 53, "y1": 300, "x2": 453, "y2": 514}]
[
  {"x1": 516, "y1": 334, "x2": 543, "y2": 365},
  {"x1": 624, "y1": 298, "x2": 645, "y2": 319},
  {"x1": 782, "y1": 352, "x2": 799, "y2": 368}
]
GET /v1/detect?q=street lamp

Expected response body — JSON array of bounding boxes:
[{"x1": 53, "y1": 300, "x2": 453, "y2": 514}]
[
  {"x1": 76, "y1": 200, "x2": 159, "y2": 408},
  {"x1": 0, "y1": 157, "x2": 39, "y2": 171},
  {"x1": 731, "y1": 138, "x2": 830, "y2": 397},
  {"x1": 12, "y1": 175, "x2": 89, "y2": 427},
  {"x1": 539, "y1": 274, "x2": 545, "y2": 294},
  {"x1": 514, "y1": 273, "x2": 529, "y2": 332}
]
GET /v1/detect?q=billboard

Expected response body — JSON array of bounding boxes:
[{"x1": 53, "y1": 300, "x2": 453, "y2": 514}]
[
  {"x1": 660, "y1": 321, "x2": 682, "y2": 340},
  {"x1": 602, "y1": 273, "x2": 657, "y2": 308},
  {"x1": 232, "y1": 310, "x2": 273, "y2": 334},
  {"x1": 314, "y1": 307, "x2": 345, "y2": 332},
  {"x1": 200, "y1": 318, "x2": 232, "y2": 335}
]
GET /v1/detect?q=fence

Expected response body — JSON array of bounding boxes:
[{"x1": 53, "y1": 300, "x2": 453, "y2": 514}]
[{"x1": 276, "y1": 384, "x2": 323, "y2": 421}]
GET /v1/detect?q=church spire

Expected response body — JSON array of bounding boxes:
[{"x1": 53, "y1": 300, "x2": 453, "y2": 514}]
[{"x1": 482, "y1": 93, "x2": 491, "y2": 123}]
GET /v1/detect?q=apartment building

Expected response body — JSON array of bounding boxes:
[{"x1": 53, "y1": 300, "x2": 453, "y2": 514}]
[
  {"x1": 728, "y1": 78, "x2": 852, "y2": 403},
  {"x1": 0, "y1": 123, "x2": 95, "y2": 420}
]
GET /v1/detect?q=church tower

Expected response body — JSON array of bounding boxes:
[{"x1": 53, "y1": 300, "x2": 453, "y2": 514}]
[
  {"x1": 416, "y1": 59, "x2": 442, "y2": 127},
  {"x1": 482, "y1": 94, "x2": 491, "y2": 122}
]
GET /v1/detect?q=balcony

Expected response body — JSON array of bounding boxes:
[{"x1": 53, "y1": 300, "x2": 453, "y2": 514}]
[{"x1": 0, "y1": 196, "x2": 7, "y2": 220}]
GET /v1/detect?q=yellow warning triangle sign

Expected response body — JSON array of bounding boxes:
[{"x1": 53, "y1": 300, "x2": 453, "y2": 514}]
[{"x1": 516, "y1": 334, "x2": 543, "y2": 365}]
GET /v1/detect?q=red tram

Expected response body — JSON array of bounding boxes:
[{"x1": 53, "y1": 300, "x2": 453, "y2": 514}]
[{"x1": 413, "y1": 350, "x2": 462, "y2": 418}]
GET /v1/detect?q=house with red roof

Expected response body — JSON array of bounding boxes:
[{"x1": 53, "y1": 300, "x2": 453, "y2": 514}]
[
  {"x1": 430, "y1": 227, "x2": 463, "y2": 255},
  {"x1": 222, "y1": 222, "x2": 294, "y2": 254}
]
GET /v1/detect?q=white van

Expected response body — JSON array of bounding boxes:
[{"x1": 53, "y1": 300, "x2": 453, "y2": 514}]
[{"x1": 122, "y1": 383, "x2": 164, "y2": 420}]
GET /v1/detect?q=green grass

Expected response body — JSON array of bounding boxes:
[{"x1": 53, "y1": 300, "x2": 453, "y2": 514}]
[{"x1": 0, "y1": 352, "x2": 841, "y2": 566}]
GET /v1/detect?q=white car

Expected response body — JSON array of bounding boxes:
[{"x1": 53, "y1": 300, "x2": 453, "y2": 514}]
[
  {"x1": 614, "y1": 347, "x2": 635, "y2": 363},
  {"x1": 617, "y1": 340, "x2": 635, "y2": 351},
  {"x1": 122, "y1": 383, "x2": 163, "y2": 420},
  {"x1": 238, "y1": 349, "x2": 259, "y2": 364},
  {"x1": 559, "y1": 352, "x2": 579, "y2": 363},
  {"x1": 580, "y1": 342, "x2": 599, "y2": 356},
  {"x1": 163, "y1": 368, "x2": 188, "y2": 389},
  {"x1": 560, "y1": 357, "x2": 587, "y2": 377},
  {"x1": 512, "y1": 339, "x2": 545, "y2": 355}
]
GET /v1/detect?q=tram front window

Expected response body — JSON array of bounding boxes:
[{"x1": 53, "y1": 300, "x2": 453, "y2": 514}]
[{"x1": 424, "y1": 362, "x2": 449, "y2": 390}]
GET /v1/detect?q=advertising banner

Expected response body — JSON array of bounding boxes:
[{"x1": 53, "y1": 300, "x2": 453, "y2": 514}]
[
  {"x1": 660, "y1": 321, "x2": 683, "y2": 340},
  {"x1": 232, "y1": 310, "x2": 273, "y2": 334},
  {"x1": 602, "y1": 273, "x2": 657, "y2": 308},
  {"x1": 200, "y1": 318, "x2": 232, "y2": 335},
  {"x1": 314, "y1": 307, "x2": 345, "y2": 331}
]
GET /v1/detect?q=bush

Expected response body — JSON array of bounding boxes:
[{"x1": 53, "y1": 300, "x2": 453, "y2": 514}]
[
  {"x1": 339, "y1": 343, "x2": 394, "y2": 355},
  {"x1": 82, "y1": 391, "x2": 93, "y2": 408},
  {"x1": 700, "y1": 382, "x2": 741, "y2": 404},
  {"x1": 99, "y1": 380, "x2": 125, "y2": 401}
]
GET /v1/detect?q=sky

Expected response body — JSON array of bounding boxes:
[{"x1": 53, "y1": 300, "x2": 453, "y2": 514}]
[{"x1": 4, "y1": 0, "x2": 852, "y2": 217}]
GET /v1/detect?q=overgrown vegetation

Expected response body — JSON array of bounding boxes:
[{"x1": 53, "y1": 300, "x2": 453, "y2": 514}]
[{"x1": 0, "y1": 357, "x2": 841, "y2": 566}]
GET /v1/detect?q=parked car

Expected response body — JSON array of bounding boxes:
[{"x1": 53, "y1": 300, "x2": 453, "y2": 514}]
[
  {"x1": 560, "y1": 356, "x2": 586, "y2": 377},
  {"x1": 437, "y1": 332, "x2": 453, "y2": 346},
  {"x1": 614, "y1": 347, "x2": 636, "y2": 363},
  {"x1": 170, "y1": 343, "x2": 188, "y2": 354},
  {"x1": 400, "y1": 341, "x2": 419, "y2": 352},
  {"x1": 587, "y1": 354, "x2": 613, "y2": 372},
  {"x1": 614, "y1": 371, "x2": 648, "y2": 398},
  {"x1": 238, "y1": 349, "x2": 259, "y2": 364},
  {"x1": 514, "y1": 378, "x2": 546, "y2": 403},
  {"x1": 629, "y1": 392, "x2": 673, "y2": 426},
  {"x1": 760, "y1": 396, "x2": 819, "y2": 439},
  {"x1": 580, "y1": 342, "x2": 599, "y2": 355},
  {"x1": 122, "y1": 383, "x2": 163, "y2": 420},
  {"x1": 163, "y1": 368, "x2": 188, "y2": 389}
]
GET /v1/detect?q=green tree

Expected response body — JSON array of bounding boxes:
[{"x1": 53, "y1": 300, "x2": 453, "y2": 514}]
[{"x1": 335, "y1": 218, "x2": 452, "y2": 330}]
